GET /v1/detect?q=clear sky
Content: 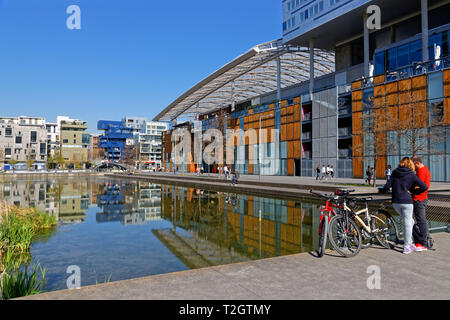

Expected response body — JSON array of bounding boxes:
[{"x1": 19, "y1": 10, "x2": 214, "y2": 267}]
[{"x1": 0, "y1": 0, "x2": 281, "y2": 133}]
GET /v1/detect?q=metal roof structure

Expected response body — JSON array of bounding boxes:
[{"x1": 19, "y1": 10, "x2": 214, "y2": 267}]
[{"x1": 153, "y1": 39, "x2": 335, "y2": 122}]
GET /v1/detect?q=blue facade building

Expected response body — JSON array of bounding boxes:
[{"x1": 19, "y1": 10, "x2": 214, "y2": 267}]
[{"x1": 97, "y1": 121, "x2": 134, "y2": 162}]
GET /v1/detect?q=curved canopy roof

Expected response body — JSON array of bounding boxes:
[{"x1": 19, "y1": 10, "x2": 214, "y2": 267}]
[{"x1": 154, "y1": 39, "x2": 335, "y2": 121}]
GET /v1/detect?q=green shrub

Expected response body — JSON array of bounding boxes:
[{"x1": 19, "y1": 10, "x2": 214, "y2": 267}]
[{"x1": 1, "y1": 262, "x2": 46, "y2": 300}]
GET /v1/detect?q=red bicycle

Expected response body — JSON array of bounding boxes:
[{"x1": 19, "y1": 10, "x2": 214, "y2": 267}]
[{"x1": 310, "y1": 189, "x2": 355, "y2": 257}]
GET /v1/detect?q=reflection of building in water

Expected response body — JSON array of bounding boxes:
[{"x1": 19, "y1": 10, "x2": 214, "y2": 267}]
[
  {"x1": 96, "y1": 181, "x2": 162, "y2": 225},
  {"x1": 0, "y1": 180, "x2": 47, "y2": 212},
  {"x1": 57, "y1": 180, "x2": 89, "y2": 223},
  {"x1": 160, "y1": 185, "x2": 320, "y2": 264}
]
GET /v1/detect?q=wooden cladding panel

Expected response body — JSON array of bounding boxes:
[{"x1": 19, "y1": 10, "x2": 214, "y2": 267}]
[
  {"x1": 294, "y1": 96, "x2": 301, "y2": 104},
  {"x1": 374, "y1": 85, "x2": 385, "y2": 108},
  {"x1": 413, "y1": 101, "x2": 428, "y2": 128},
  {"x1": 386, "y1": 106, "x2": 398, "y2": 130},
  {"x1": 444, "y1": 70, "x2": 450, "y2": 125},
  {"x1": 281, "y1": 124, "x2": 287, "y2": 141},
  {"x1": 374, "y1": 75, "x2": 385, "y2": 84},
  {"x1": 287, "y1": 141, "x2": 294, "y2": 159},
  {"x1": 287, "y1": 123, "x2": 294, "y2": 140},
  {"x1": 386, "y1": 82, "x2": 398, "y2": 106},
  {"x1": 281, "y1": 100, "x2": 287, "y2": 107},
  {"x1": 352, "y1": 90, "x2": 362, "y2": 112},
  {"x1": 399, "y1": 104, "x2": 412, "y2": 130},
  {"x1": 352, "y1": 112, "x2": 362, "y2": 134},
  {"x1": 294, "y1": 140, "x2": 301, "y2": 159},
  {"x1": 352, "y1": 80, "x2": 362, "y2": 90},
  {"x1": 293, "y1": 122, "x2": 300, "y2": 140},
  {"x1": 287, "y1": 159, "x2": 294, "y2": 176},
  {"x1": 353, "y1": 135, "x2": 363, "y2": 157},
  {"x1": 376, "y1": 157, "x2": 387, "y2": 179},
  {"x1": 294, "y1": 104, "x2": 301, "y2": 122},
  {"x1": 353, "y1": 157, "x2": 363, "y2": 178},
  {"x1": 412, "y1": 75, "x2": 427, "y2": 103},
  {"x1": 398, "y1": 79, "x2": 412, "y2": 105}
]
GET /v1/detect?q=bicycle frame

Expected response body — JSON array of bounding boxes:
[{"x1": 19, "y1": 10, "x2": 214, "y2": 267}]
[
  {"x1": 342, "y1": 202, "x2": 384, "y2": 234},
  {"x1": 319, "y1": 200, "x2": 339, "y2": 235}
]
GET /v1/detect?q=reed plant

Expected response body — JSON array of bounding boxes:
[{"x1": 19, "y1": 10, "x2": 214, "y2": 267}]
[{"x1": 1, "y1": 261, "x2": 46, "y2": 300}]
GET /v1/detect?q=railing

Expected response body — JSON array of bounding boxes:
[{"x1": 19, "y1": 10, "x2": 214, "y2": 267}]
[
  {"x1": 338, "y1": 106, "x2": 352, "y2": 117},
  {"x1": 301, "y1": 131, "x2": 312, "y2": 140},
  {"x1": 360, "y1": 55, "x2": 450, "y2": 89},
  {"x1": 338, "y1": 127, "x2": 352, "y2": 137},
  {"x1": 338, "y1": 149, "x2": 352, "y2": 159}
]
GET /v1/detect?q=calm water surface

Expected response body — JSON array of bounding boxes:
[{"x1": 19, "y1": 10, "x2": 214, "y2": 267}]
[{"x1": 0, "y1": 176, "x2": 322, "y2": 292}]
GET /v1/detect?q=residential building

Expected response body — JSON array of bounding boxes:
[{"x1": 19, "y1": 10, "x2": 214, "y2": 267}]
[
  {"x1": 0, "y1": 116, "x2": 48, "y2": 170},
  {"x1": 97, "y1": 120, "x2": 134, "y2": 162},
  {"x1": 46, "y1": 122, "x2": 60, "y2": 159},
  {"x1": 157, "y1": 0, "x2": 450, "y2": 181},
  {"x1": 58, "y1": 116, "x2": 90, "y2": 168},
  {"x1": 137, "y1": 121, "x2": 168, "y2": 170}
]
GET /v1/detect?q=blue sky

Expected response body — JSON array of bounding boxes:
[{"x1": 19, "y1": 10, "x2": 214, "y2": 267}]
[{"x1": 0, "y1": 0, "x2": 281, "y2": 133}]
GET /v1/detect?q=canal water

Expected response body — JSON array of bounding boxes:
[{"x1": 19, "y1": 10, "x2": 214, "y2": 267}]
[
  {"x1": 1, "y1": 176, "x2": 446, "y2": 293},
  {"x1": 0, "y1": 176, "x2": 324, "y2": 292}
]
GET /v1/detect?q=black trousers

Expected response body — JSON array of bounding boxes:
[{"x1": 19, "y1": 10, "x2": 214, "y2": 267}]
[{"x1": 413, "y1": 199, "x2": 429, "y2": 246}]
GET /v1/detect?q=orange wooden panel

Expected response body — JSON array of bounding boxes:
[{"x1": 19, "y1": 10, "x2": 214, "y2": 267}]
[
  {"x1": 413, "y1": 101, "x2": 428, "y2": 128},
  {"x1": 281, "y1": 100, "x2": 287, "y2": 106},
  {"x1": 287, "y1": 123, "x2": 294, "y2": 140},
  {"x1": 412, "y1": 75, "x2": 427, "y2": 103},
  {"x1": 353, "y1": 157, "x2": 363, "y2": 178},
  {"x1": 376, "y1": 157, "x2": 387, "y2": 179},
  {"x1": 352, "y1": 90, "x2": 362, "y2": 112},
  {"x1": 398, "y1": 79, "x2": 412, "y2": 105},
  {"x1": 374, "y1": 75, "x2": 385, "y2": 84},
  {"x1": 249, "y1": 163, "x2": 253, "y2": 175},
  {"x1": 294, "y1": 104, "x2": 301, "y2": 122},
  {"x1": 445, "y1": 98, "x2": 450, "y2": 126},
  {"x1": 352, "y1": 112, "x2": 362, "y2": 134},
  {"x1": 287, "y1": 159, "x2": 294, "y2": 176},
  {"x1": 293, "y1": 122, "x2": 300, "y2": 140},
  {"x1": 281, "y1": 107, "x2": 287, "y2": 116},
  {"x1": 281, "y1": 115, "x2": 287, "y2": 124},
  {"x1": 353, "y1": 134, "x2": 363, "y2": 157},
  {"x1": 386, "y1": 82, "x2": 398, "y2": 106},
  {"x1": 386, "y1": 106, "x2": 398, "y2": 130},
  {"x1": 287, "y1": 115, "x2": 294, "y2": 123},
  {"x1": 287, "y1": 105, "x2": 294, "y2": 114},
  {"x1": 294, "y1": 140, "x2": 301, "y2": 158},
  {"x1": 294, "y1": 96, "x2": 301, "y2": 104},
  {"x1": 399, "y1": 105, "x2": 412, "y2": 130},
  {"x1": 287, "y1": 141, "x2": 294, "y2": 158},
  {"x1": 269, "y1": 103, "x2": 275, "y2": 109},
  {"x1": 352, "y1": 80, "x2": 362, "y2": 90}
]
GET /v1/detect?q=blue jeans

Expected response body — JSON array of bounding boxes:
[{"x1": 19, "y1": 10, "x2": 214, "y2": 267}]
[{"x1": 393, "y1": 203, "x2": 415, "y2": 248}]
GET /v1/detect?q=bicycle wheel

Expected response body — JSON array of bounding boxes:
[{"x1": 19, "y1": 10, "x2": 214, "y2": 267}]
[
  {"x1": 328, "y1": 214, "x2": 362, "y2": 257},
  {"x1": 373, "y1": 210, "x2": 400, "y2": 249},
  {"x1": 355, "y1": 213, "x2": 373, "y2": 249},
  {"x1": 317, "y1": 215, "x2": 329, "y2": 257}
]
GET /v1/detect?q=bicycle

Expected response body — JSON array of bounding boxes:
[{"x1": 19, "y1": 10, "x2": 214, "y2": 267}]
[
  {"x1": 327, "y1": 190, "x2": 399, "y2": 257},
  {"x1": 310, "y1": 189, "x2": 348, "y2": 257}
]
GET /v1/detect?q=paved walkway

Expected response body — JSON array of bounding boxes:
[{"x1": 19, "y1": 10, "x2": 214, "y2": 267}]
[{"x1": 20, "y1": 232, "x2": 450, "y2": 300}]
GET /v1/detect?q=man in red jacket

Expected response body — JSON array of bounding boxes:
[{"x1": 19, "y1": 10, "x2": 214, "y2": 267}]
[{"x1": 412, "y1": 156, "x2": 431, "y2": 251}]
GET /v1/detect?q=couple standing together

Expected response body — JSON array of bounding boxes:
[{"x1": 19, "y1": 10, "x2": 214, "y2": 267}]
[{"x1": 381, "y1": 156, "x2": 431, "y2": 254}]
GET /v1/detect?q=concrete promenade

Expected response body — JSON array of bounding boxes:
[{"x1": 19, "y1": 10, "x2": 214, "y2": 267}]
[{"x1": 21, "y1": 232, "x2": 450, "y2": 300}]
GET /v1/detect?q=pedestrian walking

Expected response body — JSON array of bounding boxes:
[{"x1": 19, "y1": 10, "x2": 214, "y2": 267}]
[
  {"x1": 366, "y1": 166, "x2": 373, "y2": 185},
  {"x1": 315, "y1": 166, "x2": 321, "y2": 180},
  {"x1": 321, "y1": 165, "x2": 326, "y2": 180},
  {"x1": 385, "y1": 165, "x2": 392, "y2": 182},
  {"x1": 412, "y1": 156, "x2": 432, "y2": 251},
  {"x1": 380, "y1": 157, "x2": 428, "y2": 254},
  {"x1": 330, "y1": 166, "x2": 334, "y2": 179}
]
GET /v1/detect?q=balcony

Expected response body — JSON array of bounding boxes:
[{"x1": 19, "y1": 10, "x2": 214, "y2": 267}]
[
  {"x1": 338, "y1": 127, "x2": 352, "y2": 138},
  {"x1": 301, "y1": 131, "x2": 312, "y2": 140},
  {"x1": 338, "y1": 106, "x2": 352, "y2": 117},
  {"x1": 338, "y1": 149, "x2": 352, "y2": 159},
  {"x1": 302, "y1": 113, "x2": 312, "y2": 121}
]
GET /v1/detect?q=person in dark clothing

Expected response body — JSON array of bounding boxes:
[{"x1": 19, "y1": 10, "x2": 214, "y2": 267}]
[{"x1": 380, "y1": 157, "x2": 428, "y2": 254}]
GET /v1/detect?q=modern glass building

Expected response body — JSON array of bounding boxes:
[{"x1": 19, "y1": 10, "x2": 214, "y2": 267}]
[
  {"x1": 97, "y1": 120, "x2": 134, "y2": 162},
  {"x1": 157, "y1": 0, "x2": 450, "y2": 181}
]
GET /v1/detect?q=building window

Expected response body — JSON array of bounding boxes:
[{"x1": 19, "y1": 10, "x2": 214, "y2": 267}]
[
  {"x1": 15, "y1": 136, "x2": 22, "y2": 144},
  {"x1": 5, "y1": 127, "x2": 12, "y2": 136},
  {"x1": 30, "y1": 131, "x2": 37, "y2": 143}
]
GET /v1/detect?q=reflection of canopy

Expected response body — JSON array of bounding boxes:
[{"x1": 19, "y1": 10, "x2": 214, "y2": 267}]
[{"x1": 153, "y1": 39, "x2": 335, "y2": 121}]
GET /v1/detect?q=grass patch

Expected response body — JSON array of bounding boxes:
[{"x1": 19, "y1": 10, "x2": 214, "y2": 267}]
[{"x1": 0, "y1": 202, "x2": 56, "y2": 299}]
